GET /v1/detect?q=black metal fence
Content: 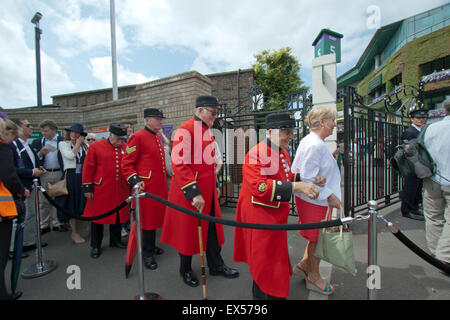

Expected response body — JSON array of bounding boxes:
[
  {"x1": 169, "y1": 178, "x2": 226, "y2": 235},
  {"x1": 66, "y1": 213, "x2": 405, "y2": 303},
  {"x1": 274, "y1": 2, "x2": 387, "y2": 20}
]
[
  {"x1": 216, "y1": 91, "x2": 312, "y2": 215},
  {"x1": 217, "y1": 85, "x2": 410, "y2": 217},
  {"x1": 342, "y1": 86, "x2": 409, "y2": 216}
]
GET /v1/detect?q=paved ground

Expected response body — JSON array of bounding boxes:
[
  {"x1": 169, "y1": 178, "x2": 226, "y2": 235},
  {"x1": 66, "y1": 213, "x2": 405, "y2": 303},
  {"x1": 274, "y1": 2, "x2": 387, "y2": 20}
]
[{"x1": 6, "y1": 202, "x2": 449, "y2": 300}]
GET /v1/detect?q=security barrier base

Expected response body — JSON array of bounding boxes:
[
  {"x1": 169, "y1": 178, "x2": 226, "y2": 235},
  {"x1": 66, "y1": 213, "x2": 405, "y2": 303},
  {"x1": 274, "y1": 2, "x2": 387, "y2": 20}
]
[{"x1": 22, "y1": 260, "x2": 58, "y2": 279}]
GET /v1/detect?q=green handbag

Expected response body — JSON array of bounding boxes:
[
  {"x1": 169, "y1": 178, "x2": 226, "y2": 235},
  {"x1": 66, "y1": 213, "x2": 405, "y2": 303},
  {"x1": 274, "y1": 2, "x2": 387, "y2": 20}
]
[{"x1": 314, "y1": 207, "x2": 357, "y2": 276}]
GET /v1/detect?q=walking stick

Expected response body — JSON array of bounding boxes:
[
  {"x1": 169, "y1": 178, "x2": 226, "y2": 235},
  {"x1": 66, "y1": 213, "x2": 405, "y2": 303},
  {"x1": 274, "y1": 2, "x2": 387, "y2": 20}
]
[{"x1": 197, "y1": 213, "x2": 207, "y2": 300}]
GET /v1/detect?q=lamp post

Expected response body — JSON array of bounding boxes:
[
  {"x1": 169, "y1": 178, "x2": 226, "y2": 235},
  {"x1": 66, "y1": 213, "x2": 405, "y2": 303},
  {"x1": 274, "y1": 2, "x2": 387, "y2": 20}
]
[
  {"x1": 31, "y1": 12, "x2": 43, "y2": 108},
  {"x1": 110, "y1": 0, "x2": 118, "y2": 100}
]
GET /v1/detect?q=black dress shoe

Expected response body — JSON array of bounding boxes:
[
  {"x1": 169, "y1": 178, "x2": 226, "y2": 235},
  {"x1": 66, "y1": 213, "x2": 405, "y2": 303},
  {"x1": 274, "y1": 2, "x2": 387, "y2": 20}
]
[
  {"x1": 109, "y1": 241, "x2": 127, "y2": 249},
  {"x1": 144, "y1": 256, "x2": 158, "y2": 270},
  {"x1": 209, "y1": 265, "x2": 240, "y2": 278},
  {"x1": 23, "y1": 242, "x2": 48, "y2": 252},
  {"x1": 90, "y1": 247, "x2": 101, "y2": 259},
  {"x1": 181, "y1": 271, "x2": 199, "y2": 287},
  {"x1": 402, "y1": 211, "x2": 425, "y2": 221},
  {"x1": 155, "y1": 247, "x2": 164, "y2": 255}
]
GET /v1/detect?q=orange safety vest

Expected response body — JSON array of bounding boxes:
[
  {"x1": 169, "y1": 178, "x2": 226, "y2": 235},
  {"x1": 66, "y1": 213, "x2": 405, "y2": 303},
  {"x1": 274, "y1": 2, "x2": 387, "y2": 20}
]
[{"x1": 0, "y1": 181, "x2": 17, "y2": 218}]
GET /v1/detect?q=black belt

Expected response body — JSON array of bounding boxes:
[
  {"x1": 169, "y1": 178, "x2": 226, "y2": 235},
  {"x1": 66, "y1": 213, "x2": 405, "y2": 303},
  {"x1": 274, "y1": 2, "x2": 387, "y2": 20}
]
[{"x1": 45, "y1": 168, "x2": 61, "y2": 172}]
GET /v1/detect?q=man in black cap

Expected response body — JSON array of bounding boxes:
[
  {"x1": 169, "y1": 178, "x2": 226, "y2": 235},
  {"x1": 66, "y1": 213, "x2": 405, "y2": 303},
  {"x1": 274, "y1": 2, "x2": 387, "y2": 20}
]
[
  {"x1": 400, "y1": 108, "x2": 428, "y2": 220},
  {"x1": 161, "y1": 95, "x2": 239, "y2": 287},
  {"x1": 82, "y1": 123, "x2": 130, "y2": 258},
  {"x1": 122, "y1": 109, "x2": 168, "y2": 269},
  {"x1": 234, "y1": 112, "x2": 320, "y2": 299}
]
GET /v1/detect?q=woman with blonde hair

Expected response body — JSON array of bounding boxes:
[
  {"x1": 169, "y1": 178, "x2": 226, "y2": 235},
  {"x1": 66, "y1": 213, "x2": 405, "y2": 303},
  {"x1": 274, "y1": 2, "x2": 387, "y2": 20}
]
[
  {"x1": 59, "y1": 123, "x2": 89, "y2": 244},
  {"x1": 291, "y1": 106, "x2": 341, "y2": 295}
]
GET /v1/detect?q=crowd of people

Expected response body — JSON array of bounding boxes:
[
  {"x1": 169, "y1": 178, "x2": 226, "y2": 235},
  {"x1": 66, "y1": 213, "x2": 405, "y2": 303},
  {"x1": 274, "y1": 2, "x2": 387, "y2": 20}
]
[{"x1": 1, "y1": 97, "x2": 448, "y2": 300}]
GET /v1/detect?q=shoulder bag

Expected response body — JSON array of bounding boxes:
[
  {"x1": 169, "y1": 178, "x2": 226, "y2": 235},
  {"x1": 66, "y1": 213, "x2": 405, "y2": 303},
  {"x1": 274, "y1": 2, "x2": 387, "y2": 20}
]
[
  {"x1": 47, "y1": 171, "x2": 68, "y2": 198},
  {"x1": 314, "y1": 207, "x2": 357, "y2": 276}
]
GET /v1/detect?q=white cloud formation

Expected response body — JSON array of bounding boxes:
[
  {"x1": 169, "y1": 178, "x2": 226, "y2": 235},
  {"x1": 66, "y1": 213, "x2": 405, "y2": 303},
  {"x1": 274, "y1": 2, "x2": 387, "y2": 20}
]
[
  {"x1": 50, "y1": 0, "x2": 129, "y2": 58},
  {"x1": 0, "y1": 0, "x2": 446, "y2": 109},
  {"x1": 0, "y1": 0, "x2": 75, "y2": 108},
  {"x1": 89, "y1": 56, "x2": 158, "y2": 87},
  {"x1": 117, "y1": 0, "x2": 446, "y2": 74}
]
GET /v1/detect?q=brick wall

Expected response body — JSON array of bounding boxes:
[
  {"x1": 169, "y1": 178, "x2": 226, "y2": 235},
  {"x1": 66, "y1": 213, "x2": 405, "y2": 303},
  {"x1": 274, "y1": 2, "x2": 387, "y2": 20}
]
[
  {"x1": 53, "y1": 85, "x2": 137, "y2": 108},
  {"x1": 207, "y1": 68, "x2": 254, "y2": 114},
  {"x1": 4, "y1": 69, "x2": 254, "y2": 135}
]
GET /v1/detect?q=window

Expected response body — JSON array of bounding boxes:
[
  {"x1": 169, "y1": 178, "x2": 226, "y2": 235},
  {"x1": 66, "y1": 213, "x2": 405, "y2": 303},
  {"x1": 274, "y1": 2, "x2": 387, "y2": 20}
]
[
  {"x1": 390, "y1": 74, "x2": 402, "y2": 87},
  {"x1": 420, "y1": 55, "x2": 450, "y2": 76},
  {"x1": 368, "y1": 84, "x2": 386, "y2": 105}
]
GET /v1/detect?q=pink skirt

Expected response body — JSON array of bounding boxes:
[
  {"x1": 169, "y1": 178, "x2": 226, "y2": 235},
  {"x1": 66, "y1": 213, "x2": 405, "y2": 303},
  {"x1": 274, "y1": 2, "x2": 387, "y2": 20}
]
[{"x1": 295, "y1": 197, "x2": 328, "y2": 242}]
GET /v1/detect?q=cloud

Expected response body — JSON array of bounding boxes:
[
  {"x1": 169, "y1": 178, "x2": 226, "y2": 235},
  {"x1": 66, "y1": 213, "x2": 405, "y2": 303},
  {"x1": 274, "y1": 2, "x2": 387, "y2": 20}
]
[
  {"x1": 0, "y1": 0, "x2": 75, "y2": 108},
  {"x1": 89, "y1": 56, "x2": 158, "y2": 87},
  {"x1": 1, "y1": 0, "x2": 446, "y2": 109},
  {"x1": 117, "y1": 0, "x2": 446, "y2": 74},
  {"x1": 51, "y1": 0, "x2": 129, "y2": 58}
]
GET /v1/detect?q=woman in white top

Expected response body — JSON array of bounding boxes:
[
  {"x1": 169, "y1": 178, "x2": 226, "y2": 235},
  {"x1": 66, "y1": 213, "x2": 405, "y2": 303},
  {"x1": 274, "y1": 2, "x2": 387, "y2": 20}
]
[
  {"x1": 59, "y1": 123, "x2": 89, "y2": 244},
  {"x1": 291, "y1": 106, "x2": 341, "y2": 295}
]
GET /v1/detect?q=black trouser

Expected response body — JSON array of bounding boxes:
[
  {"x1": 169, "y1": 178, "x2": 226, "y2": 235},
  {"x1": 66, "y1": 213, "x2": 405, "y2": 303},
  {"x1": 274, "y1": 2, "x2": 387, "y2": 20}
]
[
  {"x1": 179, "y1": 207, "x2": 224, "y2": 273},
  {"x1": 252, "y1": 281, "x2": 286, "y2": 300},
  {"x1": 0, "y1": 219, "x2": 12, "y2": 300},
  {"x1": 401, "y1": 176, "x2": 423, "y2": 214},
  {"x1": 142, "y1": 229, "x2": 156, "y2": 258},
  {"x1": 90, "y1": 213, "x2": 121, "y2": 248}
]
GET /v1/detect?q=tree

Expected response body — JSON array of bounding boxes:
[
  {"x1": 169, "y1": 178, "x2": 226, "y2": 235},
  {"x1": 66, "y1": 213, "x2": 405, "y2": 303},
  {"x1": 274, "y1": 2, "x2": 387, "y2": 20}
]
[{"x1": 253, "y1": 47, "x2": 308, "y2": 110}]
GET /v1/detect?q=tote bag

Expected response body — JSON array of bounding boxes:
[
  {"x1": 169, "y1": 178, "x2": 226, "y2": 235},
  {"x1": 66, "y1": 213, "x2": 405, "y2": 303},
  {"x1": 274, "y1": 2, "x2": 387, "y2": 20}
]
[{"x1": 314, "y1": 207, "x2": 357, "y2": 276}]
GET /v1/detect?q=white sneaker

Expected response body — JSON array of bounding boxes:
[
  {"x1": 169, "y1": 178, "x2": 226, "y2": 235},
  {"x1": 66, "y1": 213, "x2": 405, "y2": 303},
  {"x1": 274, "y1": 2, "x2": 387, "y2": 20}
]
[{"x1": 121, "y1": 228, "x2": 129, "y2": 237}]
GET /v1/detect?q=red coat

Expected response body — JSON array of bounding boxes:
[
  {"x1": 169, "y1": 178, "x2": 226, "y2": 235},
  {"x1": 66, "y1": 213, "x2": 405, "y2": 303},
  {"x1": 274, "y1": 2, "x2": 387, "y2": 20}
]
[
  {"x1": 161, "y1": 117, "x2": 224, "y2": 256},
  {"x1": 121, "y1": 127, "x2": 168, "y2": 230},
  {"x1": 233, "y1": 139, "x2": 294, "y2": 298},
  {"x1": 82, "y1": 139, "x2": 130, "y2": 225}
]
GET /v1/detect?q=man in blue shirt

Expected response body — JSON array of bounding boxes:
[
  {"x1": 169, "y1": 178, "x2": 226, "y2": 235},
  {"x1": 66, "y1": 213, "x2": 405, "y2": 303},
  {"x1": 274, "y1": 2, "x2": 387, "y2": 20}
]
[{"x1": 423, "y1": 99, "x2": 450, "y2": 266}]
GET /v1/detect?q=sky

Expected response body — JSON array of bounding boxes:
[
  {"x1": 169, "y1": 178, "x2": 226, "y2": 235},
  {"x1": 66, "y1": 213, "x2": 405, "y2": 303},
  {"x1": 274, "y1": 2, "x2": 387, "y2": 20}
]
[{"x1": 0, "y1": 0, "x2": 447, "y2": 109}]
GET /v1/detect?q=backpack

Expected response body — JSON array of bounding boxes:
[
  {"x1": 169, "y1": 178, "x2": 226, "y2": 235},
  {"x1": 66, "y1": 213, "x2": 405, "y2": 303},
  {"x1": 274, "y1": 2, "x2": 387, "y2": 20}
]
[{"x1": 390, "y1": 125, "x2": 436, "y2": 179}]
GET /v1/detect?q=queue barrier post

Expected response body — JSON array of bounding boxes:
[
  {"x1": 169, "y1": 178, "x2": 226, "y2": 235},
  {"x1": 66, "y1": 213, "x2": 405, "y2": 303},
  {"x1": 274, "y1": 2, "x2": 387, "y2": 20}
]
[
  {"x1": 367, "y1": 200, "x2": 378, "y2": 300},
  {"x1": 132, "y1": 185, "x2": 161, "y2": 300},
  {"x1": 22, "y1": 179, "x2": 57, "y2": 279}
]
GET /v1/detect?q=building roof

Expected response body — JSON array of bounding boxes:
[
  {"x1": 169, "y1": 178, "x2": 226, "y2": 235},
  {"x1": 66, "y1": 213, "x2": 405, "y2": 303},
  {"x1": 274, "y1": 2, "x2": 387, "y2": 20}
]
[
  {"x1": 312, "y1": 28, "x2": 344, "y2": 46},
  {"x1": 337, "y1": 3, "x2": 450, "y2": 88}
]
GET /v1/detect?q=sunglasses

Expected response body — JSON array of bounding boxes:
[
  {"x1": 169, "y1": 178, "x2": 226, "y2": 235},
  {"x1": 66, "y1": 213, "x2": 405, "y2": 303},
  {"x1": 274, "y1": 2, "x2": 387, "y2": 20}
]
[{"x1": 87, "y1": 139, "x2": 95, "y2": 141}]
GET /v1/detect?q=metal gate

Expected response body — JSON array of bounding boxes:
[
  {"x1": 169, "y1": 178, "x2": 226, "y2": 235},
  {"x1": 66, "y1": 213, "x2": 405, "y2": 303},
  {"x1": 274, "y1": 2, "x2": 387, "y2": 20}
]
[
  {"x1": 342, "y1": 86, "x2": 410, "y2": 216},
  {"x1": 217, "y1": 84, "x2": 410, "y2": 217},
  {"x1": 216, "y1": 85, "x2": 312, "y2": 215}
]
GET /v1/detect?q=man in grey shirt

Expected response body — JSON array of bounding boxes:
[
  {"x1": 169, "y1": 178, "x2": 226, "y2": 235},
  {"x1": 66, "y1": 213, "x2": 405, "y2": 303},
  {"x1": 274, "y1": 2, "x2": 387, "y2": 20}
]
[{"x1": 423, "y1": 99, "x2": 450, "y2": 266}]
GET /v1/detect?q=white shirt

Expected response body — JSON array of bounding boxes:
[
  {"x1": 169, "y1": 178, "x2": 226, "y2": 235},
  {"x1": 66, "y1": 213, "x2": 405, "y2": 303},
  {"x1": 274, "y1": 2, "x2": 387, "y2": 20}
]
[
  {"x1": 291, "y1": 131, "x2": 341, "y2": 206},
  {"x1": 42, "y1": 135, "x2": 60, "y2": 169},
  {"x1": 424, "y1": 115, "x2": 450, "y2": 187},
  {"x1": 59, "y1": 141, "x2": 87, "y2": 170},
  {"x1": 412, "y1": 123, "x2": 422, "y2": 132},
  {"x1": 14, "y1": 138, "x2": 36, "y2": 168}
]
